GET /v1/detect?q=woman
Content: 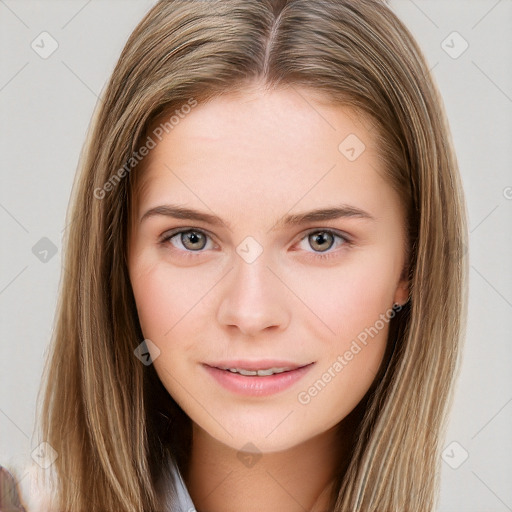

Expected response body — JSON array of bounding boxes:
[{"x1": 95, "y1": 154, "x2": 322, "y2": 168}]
[{"x1": 16, "y1": 0, "x2": 469, "y2": 510}]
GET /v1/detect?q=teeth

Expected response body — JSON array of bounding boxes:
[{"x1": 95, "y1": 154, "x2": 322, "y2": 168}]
[
  {"x1": 225, "y1": 367, "x2": 292, "y2": 376},
  {"x1": 255, "y1": 368, "x2": 276, "y2": 376},
  {"x1": 236, "y1": 368, "x2": 258, "y2": 376}
]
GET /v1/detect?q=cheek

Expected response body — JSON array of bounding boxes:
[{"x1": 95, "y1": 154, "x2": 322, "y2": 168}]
[
  {"x1": 130, "y1": 260, "x2": 210, "y2": 340},
  {"x1": 130, "y1": 264, "x2": 174, "y2": 338},
  {"x1": 289, "y1": 251, "x2": 397, "y2": 342},
  {"x1": 297, "y1": 302, "x2": 391, "y2": 425},
  {"x1": 130, "y1": 263, "x2": 203, "y2": 401},
  {"x1": 291, "y1": 254, "x2": 395, "y2": 413}
]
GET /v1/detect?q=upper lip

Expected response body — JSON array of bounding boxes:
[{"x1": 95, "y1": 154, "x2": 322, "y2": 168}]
[{"x1": 205, "y1": 360, "x2": 313, "y2": 371}]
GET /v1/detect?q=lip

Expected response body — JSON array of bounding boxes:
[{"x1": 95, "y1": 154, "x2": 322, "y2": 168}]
[{"x1": 203, "y1": 360, "x2": 315, "y2": 397}]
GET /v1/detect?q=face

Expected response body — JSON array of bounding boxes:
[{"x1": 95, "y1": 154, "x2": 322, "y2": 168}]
[{"x1": 127, "y1": 85, "x2": 409, "y2": 453}]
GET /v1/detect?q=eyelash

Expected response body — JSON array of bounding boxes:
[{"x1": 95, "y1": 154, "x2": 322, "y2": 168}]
[{"x1": 158, "y1": 228, "x2": 352, "y2": 261}]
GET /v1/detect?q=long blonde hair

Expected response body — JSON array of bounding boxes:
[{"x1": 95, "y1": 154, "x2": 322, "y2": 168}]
[{"x1": 36, "y1": 0, "x2": 468, "y2": 510}]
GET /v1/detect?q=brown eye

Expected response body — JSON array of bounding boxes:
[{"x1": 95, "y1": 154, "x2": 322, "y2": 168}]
[{"x1": 308, "y1": 231, "x2": 335, "y2": 252}]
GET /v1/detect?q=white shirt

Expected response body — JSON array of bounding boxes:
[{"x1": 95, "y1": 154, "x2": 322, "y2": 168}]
[
  {"x1": 12, "y1": 458, "x2": 196, "y2": 512},
  {"x1": 161, "y1": 458, "x2": 197, "y2": 512}
]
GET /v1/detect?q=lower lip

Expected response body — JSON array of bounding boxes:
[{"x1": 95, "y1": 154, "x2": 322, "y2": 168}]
[{"x1": 203, "y1": 364, "x2": 314, "y2": 397}]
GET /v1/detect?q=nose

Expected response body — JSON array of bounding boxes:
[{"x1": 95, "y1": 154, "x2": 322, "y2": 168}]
[{"x1": 216, "y1": 254, "x2": 290, "y2": 337}]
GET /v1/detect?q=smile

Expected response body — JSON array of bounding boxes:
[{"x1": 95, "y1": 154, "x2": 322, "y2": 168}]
[
  {"x1": 203, "y1": 361, "x2": 315, "y2": 396},
  {"x1": 219, "y1": 366, "x2": 295, "y2": 376}
]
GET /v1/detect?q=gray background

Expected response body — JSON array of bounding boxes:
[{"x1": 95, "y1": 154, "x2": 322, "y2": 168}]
[{"x1": 0, "y1": 1, "x2": 511, "y2": 510}]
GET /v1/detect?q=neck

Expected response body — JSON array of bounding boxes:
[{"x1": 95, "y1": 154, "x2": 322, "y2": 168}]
[{"x1": 183, "y1": 414, "x2": 359, "y2": 512}]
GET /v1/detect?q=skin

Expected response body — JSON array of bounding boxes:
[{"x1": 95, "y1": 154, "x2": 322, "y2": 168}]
[{"x1": 128, "y1": 83, "x2": 410, "y2": 512}]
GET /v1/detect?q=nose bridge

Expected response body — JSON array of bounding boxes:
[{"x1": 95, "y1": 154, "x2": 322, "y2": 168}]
[{"x1": 216, "y1": 250, "x2": 289, "y2": 335}]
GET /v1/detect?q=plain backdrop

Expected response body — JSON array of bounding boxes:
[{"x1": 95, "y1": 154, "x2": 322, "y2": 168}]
[{"x1": 0, "y1": 1, "x2": 511, "y2": 511}]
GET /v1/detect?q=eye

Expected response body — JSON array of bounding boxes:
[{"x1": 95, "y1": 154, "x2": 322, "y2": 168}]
[
  {"x1": 297, "y1": 229, "x2": 351, "y2": 260},
  {"x1": 160, "y1": 229, "x2": 215, "y2": 254}
]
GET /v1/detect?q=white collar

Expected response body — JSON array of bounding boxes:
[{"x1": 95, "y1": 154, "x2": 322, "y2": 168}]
[
  {"x1": 161, "y1": 458, "x2": 197, "y2": 512},
  {"x1": 11, "y1": 458, "x2": 197, "y2": 512}
]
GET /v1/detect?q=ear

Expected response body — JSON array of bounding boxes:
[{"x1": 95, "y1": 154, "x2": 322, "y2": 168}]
[
  {"x1": 393, "y1": 279, "x2": 410, "y2": 306},
  {"x1": 393, "y1": 261, "x2": 410, "y2": 306}
]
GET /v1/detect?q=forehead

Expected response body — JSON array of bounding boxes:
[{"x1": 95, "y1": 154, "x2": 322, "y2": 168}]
[{"x1": 133, "y1": 86, "x2": 398, "y2": 225}]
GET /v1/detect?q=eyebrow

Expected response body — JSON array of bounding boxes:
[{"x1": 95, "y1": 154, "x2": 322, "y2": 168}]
[{"x1": 140, "y1": 203, "x2": 375, "y2": 231}]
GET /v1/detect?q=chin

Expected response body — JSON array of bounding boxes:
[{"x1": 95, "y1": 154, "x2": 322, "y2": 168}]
[{"x1": 194, "y1": 412, "x2": 325, "y2": 454}]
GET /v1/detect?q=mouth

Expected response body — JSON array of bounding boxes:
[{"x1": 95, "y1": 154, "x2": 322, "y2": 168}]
[
  {"x1": 214, "y1": 366, "x2": 303, "y2": 376},
  {"x1": 206, "y1": 359, "x2": 311, "y2": 373},
  {"x1": 203, "y1": 360, "x2": 315, "y2": 396}
]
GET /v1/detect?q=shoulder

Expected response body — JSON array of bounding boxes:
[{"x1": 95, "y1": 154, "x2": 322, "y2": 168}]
[{"x1": 5, "y1": 461, "x2": 58, "y2": 512}]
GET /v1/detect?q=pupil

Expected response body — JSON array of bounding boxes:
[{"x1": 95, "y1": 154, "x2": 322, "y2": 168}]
[
  {"x1": 312, "y1": 232, "x2": 333, "y2": 251},
  {"x1": 184, "y1": 231, "x2": 204, "y2": 249}
]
